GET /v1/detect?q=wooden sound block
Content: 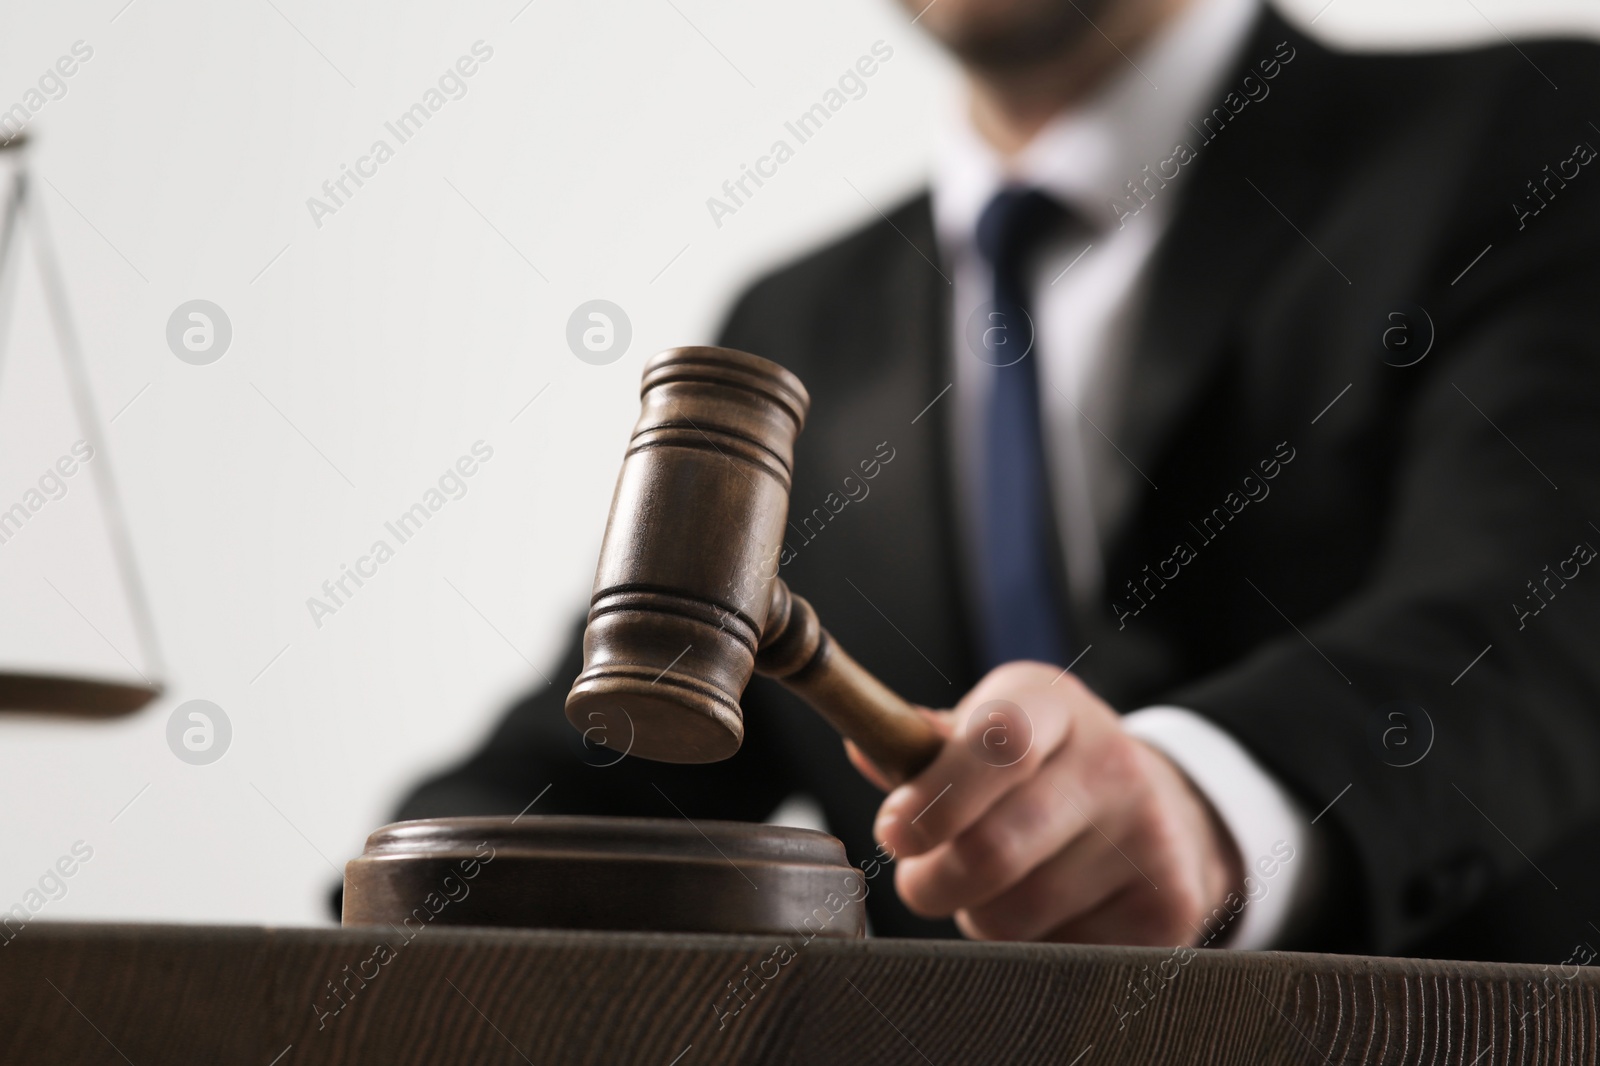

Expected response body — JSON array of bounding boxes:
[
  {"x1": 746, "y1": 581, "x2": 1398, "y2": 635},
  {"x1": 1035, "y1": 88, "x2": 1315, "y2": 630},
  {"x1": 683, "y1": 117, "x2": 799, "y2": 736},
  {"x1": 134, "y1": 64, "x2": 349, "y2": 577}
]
[{"x1": 342, "y1": 815, "x2": 867, "y2": 939}]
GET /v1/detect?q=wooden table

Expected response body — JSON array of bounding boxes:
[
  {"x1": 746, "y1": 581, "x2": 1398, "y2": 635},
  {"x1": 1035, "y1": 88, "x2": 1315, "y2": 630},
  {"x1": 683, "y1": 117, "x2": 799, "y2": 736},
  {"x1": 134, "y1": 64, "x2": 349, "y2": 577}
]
[{"x1": 2, "y1": 923, "x2": 1595, "y2": 1064}]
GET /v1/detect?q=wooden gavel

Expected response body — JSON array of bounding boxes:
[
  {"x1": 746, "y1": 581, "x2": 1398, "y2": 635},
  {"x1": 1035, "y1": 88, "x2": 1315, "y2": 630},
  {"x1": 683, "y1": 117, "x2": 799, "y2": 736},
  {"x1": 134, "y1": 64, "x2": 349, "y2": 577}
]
[{"x1": 565, "y1": 346, "x2": 944, "y2": 784}]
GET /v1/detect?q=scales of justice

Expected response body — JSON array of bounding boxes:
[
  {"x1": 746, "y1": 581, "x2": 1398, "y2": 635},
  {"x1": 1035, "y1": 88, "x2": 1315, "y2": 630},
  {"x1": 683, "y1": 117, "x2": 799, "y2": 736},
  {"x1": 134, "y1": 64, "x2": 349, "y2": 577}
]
[{"x1": 0, "y1": 131, "x2": 163, "y2": 718}]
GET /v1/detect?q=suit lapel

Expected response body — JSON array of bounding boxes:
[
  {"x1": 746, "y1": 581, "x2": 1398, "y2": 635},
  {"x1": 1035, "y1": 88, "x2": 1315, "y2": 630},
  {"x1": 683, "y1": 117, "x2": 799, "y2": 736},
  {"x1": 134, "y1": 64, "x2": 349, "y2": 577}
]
[
  {"x1": 883, "y1": 196, "x2": 982, "y2": 687},
  {"x1": 773, "y1": 194, "x2": 980, "y2": 698},
  {"x1": 1105, "y1": 7, "x2": 1332, "y2": 548}
]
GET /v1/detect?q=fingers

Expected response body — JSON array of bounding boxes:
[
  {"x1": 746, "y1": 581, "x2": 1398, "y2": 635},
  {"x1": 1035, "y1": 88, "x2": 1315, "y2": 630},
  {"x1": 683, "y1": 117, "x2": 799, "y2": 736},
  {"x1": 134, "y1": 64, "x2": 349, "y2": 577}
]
[
  {"x1": 864, "y1": 664, "x2": 1239, "y2": 949},
  {"x1": 955, "y1": 829, "x2": 1131, "y2": 941},
  {"x1": 875, "y1": 663, "x2": 1081, "y2": 858},
  {"x1": 892, "y1": 747, "x2": 1101, "y2": 917}
]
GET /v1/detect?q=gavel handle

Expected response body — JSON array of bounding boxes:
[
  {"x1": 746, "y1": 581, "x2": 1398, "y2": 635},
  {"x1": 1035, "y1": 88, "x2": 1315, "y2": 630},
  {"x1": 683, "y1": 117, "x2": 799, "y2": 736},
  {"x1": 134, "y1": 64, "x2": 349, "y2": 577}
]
[{"x1": 755, "y1": 578, "x2": 944, "y2": 786}]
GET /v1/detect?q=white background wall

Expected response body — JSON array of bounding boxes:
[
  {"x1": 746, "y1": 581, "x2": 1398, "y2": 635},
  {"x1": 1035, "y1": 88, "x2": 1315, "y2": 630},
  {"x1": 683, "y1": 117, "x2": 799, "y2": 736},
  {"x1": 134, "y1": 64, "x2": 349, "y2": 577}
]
[{"x1": 0, "y1": 0, "x2": 1595, "y2": 928}]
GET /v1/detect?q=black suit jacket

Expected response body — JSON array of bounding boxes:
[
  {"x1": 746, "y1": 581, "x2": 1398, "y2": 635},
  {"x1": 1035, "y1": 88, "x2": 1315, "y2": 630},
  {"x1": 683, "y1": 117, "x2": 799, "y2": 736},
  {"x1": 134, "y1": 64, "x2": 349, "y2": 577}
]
[{"x1": 397, "y1": 7, "x2": 1600, "y2": 962}]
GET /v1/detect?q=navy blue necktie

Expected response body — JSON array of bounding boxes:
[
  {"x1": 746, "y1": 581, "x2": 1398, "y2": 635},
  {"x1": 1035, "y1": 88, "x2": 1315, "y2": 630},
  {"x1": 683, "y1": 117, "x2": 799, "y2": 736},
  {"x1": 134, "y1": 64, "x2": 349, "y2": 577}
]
[{"x1": 975, "y1": 187, "x2": 1074, "y2": 671}]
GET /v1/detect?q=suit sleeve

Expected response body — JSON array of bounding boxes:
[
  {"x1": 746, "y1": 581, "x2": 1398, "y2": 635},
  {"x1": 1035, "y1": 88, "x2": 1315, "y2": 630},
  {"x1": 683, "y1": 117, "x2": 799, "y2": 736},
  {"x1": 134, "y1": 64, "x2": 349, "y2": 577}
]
[
  {"x1": 1171, "y1": 250, "x2": 1600, "y2": 954},
  {"x1": 393, "y1": 618, "x2": 800, "y2": 824}
]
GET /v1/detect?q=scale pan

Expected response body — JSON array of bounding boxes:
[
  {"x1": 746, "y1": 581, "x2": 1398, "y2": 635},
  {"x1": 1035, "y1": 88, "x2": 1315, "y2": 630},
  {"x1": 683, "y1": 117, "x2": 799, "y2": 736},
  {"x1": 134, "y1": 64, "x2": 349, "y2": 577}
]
[{"x1": 0, "y1": 671, "x2": 160, "y2": 717}]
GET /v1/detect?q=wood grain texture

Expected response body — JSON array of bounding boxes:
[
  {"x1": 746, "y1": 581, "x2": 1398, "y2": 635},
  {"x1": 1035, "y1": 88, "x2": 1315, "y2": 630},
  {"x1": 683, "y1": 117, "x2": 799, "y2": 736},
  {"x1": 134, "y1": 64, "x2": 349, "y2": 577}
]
[{"x1": 2, "y1": 923, "x2": 1595, "y2": 1064}]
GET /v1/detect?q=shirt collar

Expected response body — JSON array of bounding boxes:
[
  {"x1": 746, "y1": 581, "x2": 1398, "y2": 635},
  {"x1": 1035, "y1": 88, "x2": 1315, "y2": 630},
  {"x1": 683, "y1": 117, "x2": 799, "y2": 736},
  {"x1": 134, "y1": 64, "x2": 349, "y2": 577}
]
[{"x1": 934, "y1": 0, "x2": 1262, "y2": 245}]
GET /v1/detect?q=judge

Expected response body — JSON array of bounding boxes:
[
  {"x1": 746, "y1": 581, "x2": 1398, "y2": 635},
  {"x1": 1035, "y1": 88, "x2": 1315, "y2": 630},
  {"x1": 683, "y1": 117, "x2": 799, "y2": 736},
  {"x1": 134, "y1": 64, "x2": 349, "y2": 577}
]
[{"x1": 397, "y1": 0, "x2": 1600, "y2": 962}]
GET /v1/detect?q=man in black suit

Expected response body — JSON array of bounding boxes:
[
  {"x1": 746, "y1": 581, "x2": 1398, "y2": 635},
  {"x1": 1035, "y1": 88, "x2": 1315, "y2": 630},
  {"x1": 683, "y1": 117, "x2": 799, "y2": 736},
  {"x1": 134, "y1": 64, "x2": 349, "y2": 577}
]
[{"x1": 398, "y1": 0, "x2": 1600, "y2": 963}]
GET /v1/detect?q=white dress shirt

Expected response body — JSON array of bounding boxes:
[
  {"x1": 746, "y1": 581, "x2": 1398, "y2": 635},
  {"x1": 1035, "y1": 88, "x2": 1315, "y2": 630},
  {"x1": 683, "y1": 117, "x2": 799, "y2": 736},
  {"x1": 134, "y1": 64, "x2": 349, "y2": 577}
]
[{"x1": 932, "y1": 0, "x2": 1316, "y2": 949}]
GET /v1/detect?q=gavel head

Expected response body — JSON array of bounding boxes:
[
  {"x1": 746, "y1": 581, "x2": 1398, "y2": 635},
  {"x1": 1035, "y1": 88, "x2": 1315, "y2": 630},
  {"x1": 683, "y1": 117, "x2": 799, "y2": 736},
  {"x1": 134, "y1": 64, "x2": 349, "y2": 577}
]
[{"x1": 565, "y1": 347, "x2": 810, "y2": 764}]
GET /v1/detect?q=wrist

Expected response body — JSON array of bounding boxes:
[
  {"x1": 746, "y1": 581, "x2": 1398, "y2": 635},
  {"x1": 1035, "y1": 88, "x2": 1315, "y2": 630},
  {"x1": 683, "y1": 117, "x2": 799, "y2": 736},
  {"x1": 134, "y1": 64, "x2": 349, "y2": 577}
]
[
  {"x1": 1122, "y1": 706, "x2": 1318, "y2": 950},
  {"x1": 1135, "y1": 738, "x2": 1246, "y2": 945}
]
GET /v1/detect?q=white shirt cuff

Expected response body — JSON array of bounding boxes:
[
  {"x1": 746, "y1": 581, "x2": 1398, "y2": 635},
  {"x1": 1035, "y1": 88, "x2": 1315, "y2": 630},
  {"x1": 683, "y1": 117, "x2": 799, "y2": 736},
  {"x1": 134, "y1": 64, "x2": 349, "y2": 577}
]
[{"x1": 1121, "y1": 705, "x2": 1317, "y2": 950}]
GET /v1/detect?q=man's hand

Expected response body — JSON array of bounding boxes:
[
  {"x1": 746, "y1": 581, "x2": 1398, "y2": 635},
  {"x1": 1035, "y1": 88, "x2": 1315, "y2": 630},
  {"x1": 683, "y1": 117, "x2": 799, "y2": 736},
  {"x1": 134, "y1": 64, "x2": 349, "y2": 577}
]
[{"x1": 849, "y1": 663, "x2": 1244, "y2": 946}]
